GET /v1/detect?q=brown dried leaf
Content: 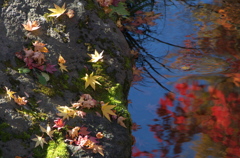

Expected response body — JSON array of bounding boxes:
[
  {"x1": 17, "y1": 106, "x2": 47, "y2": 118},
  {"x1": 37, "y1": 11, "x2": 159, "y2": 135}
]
[
  {"x1": 117, "y1": 116, "x2": 127, "y2": 128},
  {"x1": 68, "y1": 126, "x2": 80, "y2": 139},
  {"x1": 66, "y1": 9, "x2": 74, "y2": 18}
]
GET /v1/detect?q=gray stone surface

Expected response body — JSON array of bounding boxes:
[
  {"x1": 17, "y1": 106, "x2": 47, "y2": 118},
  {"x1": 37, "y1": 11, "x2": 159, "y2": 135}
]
[{"x1": 0, "y1": 0, "x2": 133, "y2": 157}]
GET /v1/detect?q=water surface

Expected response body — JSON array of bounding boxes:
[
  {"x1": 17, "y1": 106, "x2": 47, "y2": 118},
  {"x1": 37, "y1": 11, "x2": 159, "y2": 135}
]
[{"x1": 130, "y1": 0, "x2": 240, "y2": 157}]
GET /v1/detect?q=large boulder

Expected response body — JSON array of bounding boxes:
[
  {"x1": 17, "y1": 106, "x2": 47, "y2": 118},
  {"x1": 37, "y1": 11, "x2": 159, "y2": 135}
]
[{"x1": 0, "y1": 0, "x2": 133, "y2": 157}]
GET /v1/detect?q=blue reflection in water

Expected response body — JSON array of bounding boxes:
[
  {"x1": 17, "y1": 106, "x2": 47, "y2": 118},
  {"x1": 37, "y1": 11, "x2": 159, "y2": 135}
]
[{"x1": 129, "y1": 0, "x2": 215, "y2": 157}]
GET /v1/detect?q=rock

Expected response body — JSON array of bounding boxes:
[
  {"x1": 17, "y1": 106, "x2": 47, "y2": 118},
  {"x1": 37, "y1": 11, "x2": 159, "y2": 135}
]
[{"x1": 0, "y1": 0, "x2": 133, "y2": 157}]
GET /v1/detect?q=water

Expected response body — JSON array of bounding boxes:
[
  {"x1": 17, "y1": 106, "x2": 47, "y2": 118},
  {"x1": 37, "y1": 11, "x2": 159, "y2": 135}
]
[{"x1": 129, "y1": 0, "x2": 240, "y2": 157}]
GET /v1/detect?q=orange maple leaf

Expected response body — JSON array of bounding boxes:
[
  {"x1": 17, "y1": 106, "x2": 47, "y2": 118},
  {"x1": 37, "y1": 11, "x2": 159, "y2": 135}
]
[
  {"x1": 32, "y1": 41, "x2": 49, "y2": 53},
  {"x1": 13, "y1": 95, "x2": 28, "y2": 105},
  {"x1": 96, "y1": 132, "x2": 104, "y2": 139},
  {"x1": 22, "y1": 20, "x2": 40, "y2": 31}
]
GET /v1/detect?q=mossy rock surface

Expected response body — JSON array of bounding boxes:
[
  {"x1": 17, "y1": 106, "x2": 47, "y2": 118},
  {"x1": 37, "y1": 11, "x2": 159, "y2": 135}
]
[{"x1": 0, "y1": 0, "x2": 133, "y2": 157}]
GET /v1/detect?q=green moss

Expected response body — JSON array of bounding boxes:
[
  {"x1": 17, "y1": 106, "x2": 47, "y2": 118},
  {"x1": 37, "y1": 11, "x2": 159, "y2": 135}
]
[
  {"x1": 33, "y1": 144, "x2": 48, "y2": 158},
  {"x1": 46, "y1": 133, "x2": 69, "y2": 158},
  {"x1": 33, "y1": 132, "x2": 69, "y2": 158},
  {"x1": 33, "y1": 84, "x2": 58, "y2": 97},
  {"x1": 84, "y1": 43, "x2": 95, "y2": 51},
  {"x1": 8, "y1": 77, "x2": 21, "y2": 89},
  {"x1": 28, "y1": 97, "x2": 38, "y2": 107},
  {"x1": 70, "y1": 61, "x2": 131, "y2": 122},
  {"x1": 97, "y1": 9, "x2": 109, "y2": 20},
  {"x1": 2, "y1": 0, "x2": 9, "y2": 7},
  {"x1": 53, "y1": 24, "x2": 66, "y2": 33},
  {"x1": 0, "y1": 122, "x2": 11, "y2": 142},
  {"x1": 43, "y1": 13, "x2": 55, "y2": 23},
  {"x1": 77, "y1": 39, "x2": 83, "y2": 44},
  {"x1": 15, "y1": 57, "x2": 26, "y2": 67},
  {"x1": 124, "y1": 56, "x2": 131, "y2": 69},
  {"x1": 3, "y1": 60, "x2": 13, "y2": 69},
  {"x1": 33, "y1": 73, "x2": 72, "y2": 97},
  {"x1": 0, "y1": 86, "x2": 5, "y2": 94},
  {"x1": 13, "y1": 131, "x2": 31, "y2": 140},
  {"x1": 85, "y1": 0, "x2": 96, "y2": 10},
  {"x1": 16, "y1": 107, "x2": 48, "y2": 124}
]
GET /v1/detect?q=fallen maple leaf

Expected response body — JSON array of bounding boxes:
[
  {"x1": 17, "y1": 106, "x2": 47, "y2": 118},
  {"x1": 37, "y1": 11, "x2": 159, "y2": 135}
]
[
  {"x1": 40, "y1": 124, "x2": 55, "y2": 138},
  {"x1": 66, "y1": 9, "x2": 74, "y2": 18},
  {"x1": 23, "y1": 48, "x2": 35, "y2": 57},
  {"x1": 13, "y1": 95, "x2": 28, "y2": 105},
  {"x1": 88, "y1": 50, "x2": 104, "y2": 62},
  {"x1": 22, "y1": 20, "x2": 40, "y2": 31},
  {"x1": 117, "y1": 116, "x2": 127, "y2": 128},
  {"x1": 97, "y1": 0, "x2": 113, "y2": 7},
  {"x1": 58, "y1": 54, "x2": 66, "y2": 64},
  {"x1": 48, "y1": 3, "x2": 67, "y2": 18},
  {"x1": 5, "y1": 86, "x2": 16, "y2": 99},
  {"x1": 79, "y1": 127, "x2": 90, "y2": 135},
  {"x1": 57, "y1": 106, "x2": 76, "y2": 120},
  {"x1": 32, "y1": 52, "x2": 46, "y2": 65},
  {"x1": 53, "y1": 118, "x2": 65, "y2": 130},
  {"x1": 81, "y1": 72, "x2": 101, "y2": 90},
  {"x1": 45, "y1": 64, "x2": 57, "y2": 73},
  {"x1": 101, "y1": 102, "x2": 117, "y2": 121},
  {"x1": 92, "y1": 144, "x2": 104, "y2": 156},
  {"x1": 32, "y1": 41, "x2": 49, "y2": 53},
  {"x1": 74, "y1": 135, "x2": 88, "y2": 147},
  {"x1": 76, "y1": 110, "x2": 86, "y2": 118},
  {"x1": 96, "y1": 132, "x2": 104, "y2": 139},
  {"x1": 58, "y1": 63, "x2": 68, "y2": 72},
  {"x1": 68, "y1": 126, "x2": 80, "y2": 138},
  {"x1": 74, "y1": 94, "x2": 97, "y2": 109},
  {"x1": 32, "y1": 135, "x2": 47, "y2": 148}
]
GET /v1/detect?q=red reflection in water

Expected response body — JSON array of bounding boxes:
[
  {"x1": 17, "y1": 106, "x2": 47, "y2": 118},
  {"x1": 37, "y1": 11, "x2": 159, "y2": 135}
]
[{"x1": 137, "y1": 82, "x2": 240, "y2": 158}]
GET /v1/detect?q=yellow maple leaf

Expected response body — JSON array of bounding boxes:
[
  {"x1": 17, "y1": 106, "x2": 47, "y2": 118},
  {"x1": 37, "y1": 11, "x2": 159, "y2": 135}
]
[
  {"x1": 32, "y1": 135, "x2": 47, "y2": 148},
  {"x1": 81, "y1": 72, "x2": 101, "y2": 90},
  {"x1": 5, "y1": 86, "x2": 16, "y2": 99},
  {"x1": 40, "y1": 124, "x2": 54, "y2": 138},
  {"x1": 57, "y1": 106, "x2": 76, "y2": 120},
  {"x1": 101, "y1": 102, "x2": 117, "y2": 121},
  {"x1": 58, "y1": 63, "x2": 68, "y2": 72},
  {"x1": 22, "y1": 20, "x2": 40, "y2": 31},
  {"x1": 88, "y1": 50, "x2": 104, "y2": 63},
  {"x1": 48, "y1": 3, "x2": 66, "y2": 18}
]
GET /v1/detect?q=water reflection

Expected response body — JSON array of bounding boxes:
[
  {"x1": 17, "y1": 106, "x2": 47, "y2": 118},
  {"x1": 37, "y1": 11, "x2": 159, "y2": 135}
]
[{"x1": 131, "y1": 0, "x2": 240, "y2": 157}]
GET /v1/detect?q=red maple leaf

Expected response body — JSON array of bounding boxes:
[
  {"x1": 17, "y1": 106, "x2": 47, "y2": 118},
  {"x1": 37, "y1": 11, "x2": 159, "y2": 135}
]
[
  {"x1": 53, "y1": 118, "x2": 65, "y2": 130},
  {"x1": 45, "y1": 64, "x2": 57, "y2": 73},
  {"x1": 79, "y1": 127, "x2": 91, "y2": 136}
]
